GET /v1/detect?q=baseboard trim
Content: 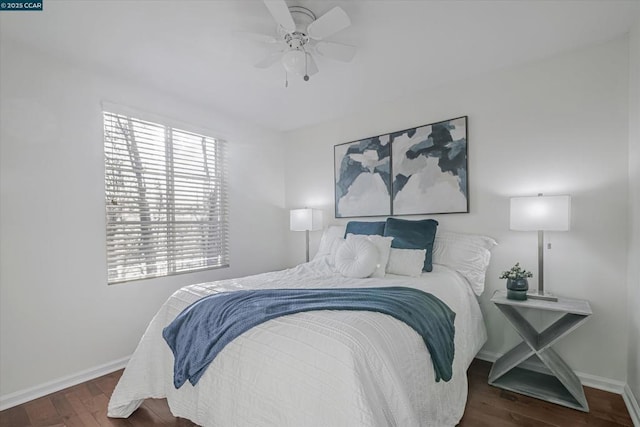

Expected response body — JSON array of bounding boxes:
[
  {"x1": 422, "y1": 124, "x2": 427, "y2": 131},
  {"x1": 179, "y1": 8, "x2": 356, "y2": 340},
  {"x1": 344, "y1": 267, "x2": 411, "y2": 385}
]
[
  {"x1": 623, "y1": 384, "x2": 640, "y2": 427},
  {"x1": 476, "y1": 350, "x2": 626, "y2": 393},
  {"x1": 2, "y1": 351, "x2": 637, "y2": 423},
  {"x1": 0, "y1": 356, "x2": 129, "y2": 411}
]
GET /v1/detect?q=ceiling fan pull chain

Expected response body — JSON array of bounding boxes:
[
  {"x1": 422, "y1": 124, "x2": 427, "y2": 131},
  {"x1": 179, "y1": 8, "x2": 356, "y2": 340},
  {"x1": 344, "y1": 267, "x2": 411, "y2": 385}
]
[
  {"x1": 285, "y1": 70, "x2": 289, "y2": 88},
  {"x1": 304, "y1": 49, "x2": 310, "y2": 81}
]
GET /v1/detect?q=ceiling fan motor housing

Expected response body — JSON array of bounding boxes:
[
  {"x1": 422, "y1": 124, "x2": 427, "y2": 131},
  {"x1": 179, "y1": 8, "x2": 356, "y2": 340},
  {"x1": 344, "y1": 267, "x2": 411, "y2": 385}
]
[
  {"x1": 278, "y1": 6, "x2": 316, "y2": 50},
  {"x1": 278, "y1": 6, "x2": 317, "y2": 80}
]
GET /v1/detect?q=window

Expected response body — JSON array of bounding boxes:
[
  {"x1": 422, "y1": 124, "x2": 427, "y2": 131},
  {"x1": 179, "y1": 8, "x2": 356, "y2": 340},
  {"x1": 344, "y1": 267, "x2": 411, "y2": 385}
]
[{"x1": 103, "y1": 111, "x2": 228, "y2": 284}]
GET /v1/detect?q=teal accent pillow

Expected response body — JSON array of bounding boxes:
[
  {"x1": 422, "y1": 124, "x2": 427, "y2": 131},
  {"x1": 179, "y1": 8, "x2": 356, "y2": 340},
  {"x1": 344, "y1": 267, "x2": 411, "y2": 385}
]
[
  {"x1": 344, "y1": 221, "x2": 386, "y2": 238},
  {"x1": 383, "y1": 218, "x2": 439, "y2": 272}
]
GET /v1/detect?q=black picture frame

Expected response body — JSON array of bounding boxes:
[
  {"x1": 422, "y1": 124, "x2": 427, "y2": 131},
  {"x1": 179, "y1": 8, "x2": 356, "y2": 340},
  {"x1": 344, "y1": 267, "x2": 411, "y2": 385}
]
[{"x1": 334, "y1": 116, "x2": 468, "y2": 218}]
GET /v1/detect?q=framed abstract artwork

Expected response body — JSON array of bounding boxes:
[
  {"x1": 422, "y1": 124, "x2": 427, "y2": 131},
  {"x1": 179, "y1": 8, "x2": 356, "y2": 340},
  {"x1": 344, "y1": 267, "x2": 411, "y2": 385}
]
[
  {"x1": 334, "y1": 116, "x2": 468, "y2": 218},
  {"x1": 334, "y1": 136, "x2": 392, "y2": 218},
  {"x1": 391, "y1": 116, "x2": 468, "y2": 215}
]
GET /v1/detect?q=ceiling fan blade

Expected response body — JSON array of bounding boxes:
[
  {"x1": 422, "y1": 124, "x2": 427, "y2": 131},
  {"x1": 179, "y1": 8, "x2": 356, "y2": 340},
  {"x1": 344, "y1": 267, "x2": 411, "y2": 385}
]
[
  {"x1": 233, "y1": 31, "x2": 279, "y2": 44},
  {"x1": 307, "y1": 6, "x2": 351, "y2": 40},
  {"x1": 263, "y1": 0, "x2": 296, "y2": 33},
  {"x1": 255, "y1": 51, "x2": 284, "y2": 69},
  {"x1": 315, "y1": 41, "x2": 357, "y2": 62}
]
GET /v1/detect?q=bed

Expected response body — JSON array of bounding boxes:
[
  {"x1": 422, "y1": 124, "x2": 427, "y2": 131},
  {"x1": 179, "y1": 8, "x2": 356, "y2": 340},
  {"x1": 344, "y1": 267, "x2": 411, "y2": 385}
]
[{"x1": 108, "y1": 222, "x2": 495, "y2": 426}]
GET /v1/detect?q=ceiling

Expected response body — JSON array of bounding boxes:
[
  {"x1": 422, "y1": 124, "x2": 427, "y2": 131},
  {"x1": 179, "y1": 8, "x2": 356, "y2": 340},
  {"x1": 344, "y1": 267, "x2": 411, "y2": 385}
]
[{"x1": 1, "y1": 0, "x2": 639, "y2": 132}]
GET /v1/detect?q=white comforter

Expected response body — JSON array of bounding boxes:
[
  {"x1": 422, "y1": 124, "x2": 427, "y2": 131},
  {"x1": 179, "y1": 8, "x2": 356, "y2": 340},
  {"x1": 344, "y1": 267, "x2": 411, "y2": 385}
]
[{"x1": 108, "y1": 259, "x2": 487, "y2": 426}]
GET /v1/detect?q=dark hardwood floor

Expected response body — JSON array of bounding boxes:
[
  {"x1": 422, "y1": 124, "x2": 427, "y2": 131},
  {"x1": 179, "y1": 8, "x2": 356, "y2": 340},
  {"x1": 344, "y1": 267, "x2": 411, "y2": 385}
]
[
  {"x1": 458, "y1": 360, "x2": 633, "y2": 427},
  {"x1": 0, "y1": 359, "x2": 633, "y2": 426}
]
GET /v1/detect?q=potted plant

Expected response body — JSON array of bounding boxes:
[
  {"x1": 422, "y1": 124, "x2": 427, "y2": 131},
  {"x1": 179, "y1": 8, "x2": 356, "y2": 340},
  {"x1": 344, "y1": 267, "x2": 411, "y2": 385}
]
[{"x1": 499, "y1": 262, "x2": 533, "y2": 300}]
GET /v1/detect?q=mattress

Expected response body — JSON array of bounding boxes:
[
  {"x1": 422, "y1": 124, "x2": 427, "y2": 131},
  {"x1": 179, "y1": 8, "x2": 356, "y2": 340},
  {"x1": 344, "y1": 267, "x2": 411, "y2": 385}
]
[{"x1": 108, "y1": 258, "x2": 487, "y2": 426}]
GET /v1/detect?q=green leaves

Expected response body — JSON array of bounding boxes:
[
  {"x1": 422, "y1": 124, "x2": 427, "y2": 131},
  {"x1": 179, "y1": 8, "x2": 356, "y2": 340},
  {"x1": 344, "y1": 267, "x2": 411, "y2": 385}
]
[{"x1": 499, "y1": 262, "x2": 533, "y2": 280}]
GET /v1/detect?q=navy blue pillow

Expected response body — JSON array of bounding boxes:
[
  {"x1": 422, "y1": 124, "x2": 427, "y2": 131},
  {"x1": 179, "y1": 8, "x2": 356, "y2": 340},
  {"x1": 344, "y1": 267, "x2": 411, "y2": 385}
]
[
  {"x1": 344, "y1": 221, "x2": 386, "y2": 238},
  {"x1": 383, "y1": 218, "x2": 439, "y2": 272}
]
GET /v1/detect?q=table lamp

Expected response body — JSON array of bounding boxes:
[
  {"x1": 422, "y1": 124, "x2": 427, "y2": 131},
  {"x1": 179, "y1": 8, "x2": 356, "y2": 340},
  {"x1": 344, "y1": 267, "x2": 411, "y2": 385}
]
[
  {"x1": 290, "y1": 208, "x2": 323, "y2": 262},
  {"x1": 510, "y1": 194, "x2": 571, "y2": 301}
]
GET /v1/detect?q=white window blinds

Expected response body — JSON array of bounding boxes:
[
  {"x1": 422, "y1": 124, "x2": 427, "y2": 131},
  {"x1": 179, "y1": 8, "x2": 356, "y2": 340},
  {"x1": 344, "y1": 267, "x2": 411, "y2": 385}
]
[{"x1": 103, "y1": 111, "x2": 229, "y2": 284}]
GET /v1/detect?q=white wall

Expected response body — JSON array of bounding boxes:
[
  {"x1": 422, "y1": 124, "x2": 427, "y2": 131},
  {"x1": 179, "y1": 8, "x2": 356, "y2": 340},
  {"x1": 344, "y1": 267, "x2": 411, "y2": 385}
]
[
  {"x1": 0, "y1": 38, "x2": 288, "y2": 397},
  {"x1": 627, "y1": 18, "x2": 640, "y2": 406},
  {"x1": 284, "y1": 37, "x2": 630, "y2": 383}
]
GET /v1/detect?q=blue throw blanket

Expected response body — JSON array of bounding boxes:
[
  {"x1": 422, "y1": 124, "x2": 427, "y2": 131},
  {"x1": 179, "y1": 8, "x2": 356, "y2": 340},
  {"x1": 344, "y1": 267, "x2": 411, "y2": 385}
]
[{"x1": 162, "y1": 287, "x2": 456, "y2": 388}]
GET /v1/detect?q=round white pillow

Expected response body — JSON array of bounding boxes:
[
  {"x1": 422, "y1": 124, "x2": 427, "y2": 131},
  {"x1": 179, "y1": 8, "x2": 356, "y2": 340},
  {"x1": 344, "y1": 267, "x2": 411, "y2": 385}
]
[{"x1": 334, "y1": 236, "x2": 378, "y2": 278}]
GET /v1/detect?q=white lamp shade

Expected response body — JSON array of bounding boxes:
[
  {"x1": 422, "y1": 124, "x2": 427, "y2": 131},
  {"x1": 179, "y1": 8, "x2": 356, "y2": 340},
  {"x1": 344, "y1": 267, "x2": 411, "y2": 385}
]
[
  {"x1": 290, "y1": 208, "x2": 323, "y2": 231},
  {"x1": 510, "y1": 195, "x2": 571, "y2": 231}
]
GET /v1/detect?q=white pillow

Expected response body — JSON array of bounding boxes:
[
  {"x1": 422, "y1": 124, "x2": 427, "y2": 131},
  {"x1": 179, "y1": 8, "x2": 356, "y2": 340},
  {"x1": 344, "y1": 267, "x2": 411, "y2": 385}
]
[
  {"x1": 432, "y1": 230, "x2": 497, "y2": 296},
  {"x1": 346, "y1": 234, "x2": 393, "y2": 278},
  {"x1": 386, "y1": 248, "x2": 426, "y2": 277},
  {"x1": 334, "y1": 235, "x2": 379, "y2": 278},
  {"x1": 314, "y1": 225, "x2": 347, "y2": 262},
  {"x1": 327, "y1": 237, "x2": 346, "y2": 267}
]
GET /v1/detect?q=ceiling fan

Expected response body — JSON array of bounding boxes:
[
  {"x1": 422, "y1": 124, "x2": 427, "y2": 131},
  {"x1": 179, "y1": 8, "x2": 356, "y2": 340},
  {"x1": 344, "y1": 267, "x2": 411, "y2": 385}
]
[{"x1": 243, "y1": 0, "x2": 357, "y2": 83}]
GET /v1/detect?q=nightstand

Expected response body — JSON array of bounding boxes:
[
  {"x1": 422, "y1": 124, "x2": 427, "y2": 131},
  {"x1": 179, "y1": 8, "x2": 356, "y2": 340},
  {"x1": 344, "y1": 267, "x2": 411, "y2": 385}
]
[{"x1": 488, "y1": 290, "x2": 592, "y2": 412}]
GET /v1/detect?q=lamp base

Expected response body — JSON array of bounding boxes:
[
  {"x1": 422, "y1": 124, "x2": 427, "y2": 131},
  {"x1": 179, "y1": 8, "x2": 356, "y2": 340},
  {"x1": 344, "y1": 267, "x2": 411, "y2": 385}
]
[{"x1": 527, "y1": 291, "x2": 558, "y2": 302}]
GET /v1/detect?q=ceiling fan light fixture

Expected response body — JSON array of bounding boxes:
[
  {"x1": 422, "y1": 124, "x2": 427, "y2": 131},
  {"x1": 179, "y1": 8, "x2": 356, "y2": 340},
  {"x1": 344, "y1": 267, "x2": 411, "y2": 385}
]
[{"x1": 282, "y1": 49, "x2": 307, "y2": 76}]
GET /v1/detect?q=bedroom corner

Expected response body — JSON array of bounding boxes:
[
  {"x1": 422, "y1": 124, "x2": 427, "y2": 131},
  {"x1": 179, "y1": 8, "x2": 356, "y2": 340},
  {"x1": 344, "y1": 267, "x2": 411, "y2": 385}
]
[{"x1": 0, "y1": 37, "x2": 290, "y2": 406}]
